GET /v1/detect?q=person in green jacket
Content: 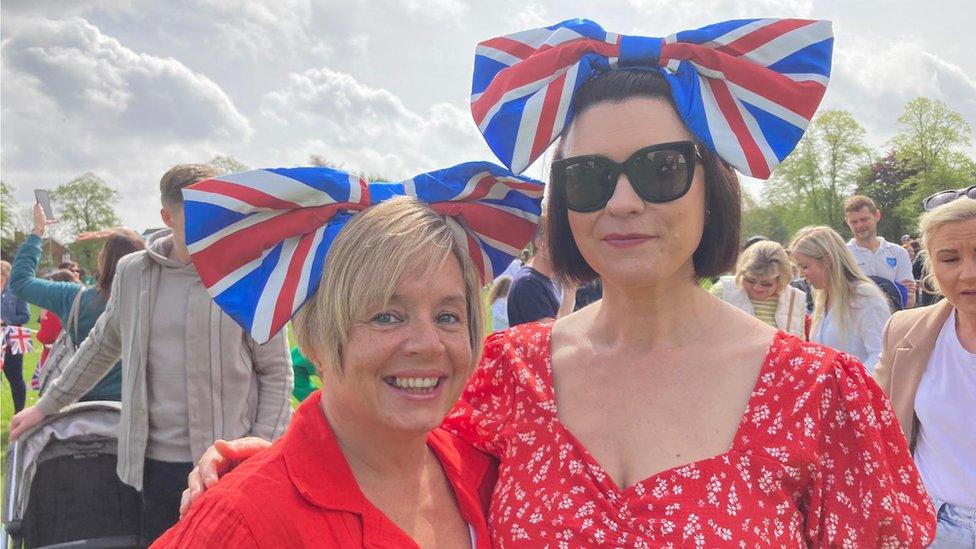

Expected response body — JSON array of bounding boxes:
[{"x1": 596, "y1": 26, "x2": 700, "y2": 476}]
[
  {"x1": 9, "y1": 204, "x2": 145, "y2": 401},
  {"x1": 290, "y1": 346, "x2": 319, "y2": 402}
]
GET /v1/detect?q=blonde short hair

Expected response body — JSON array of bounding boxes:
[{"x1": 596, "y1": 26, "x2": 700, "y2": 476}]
[
  {"x1": 919, "y1": 197, "x2": 976, "y2": 289},
  {"x1": 734, "y1": 240, "x2": 792, "y2": 294},
  {"x1": 292, "y1": 196, "x2": 485, "y2": 373}
]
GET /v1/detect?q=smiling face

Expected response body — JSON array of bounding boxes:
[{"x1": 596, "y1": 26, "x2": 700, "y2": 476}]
[
  {"x1": 561, "y1": 97, "x2": 706, "y2": 288},
  {"x1": 320, "y1": 255, "x2": 475, "y2": 435},
  {"x1": 927, "y1": 218, "x2": 976, "y2": 316},
  {"x1": 792, "y1": 251, "x2": 828, "y2": 290}
]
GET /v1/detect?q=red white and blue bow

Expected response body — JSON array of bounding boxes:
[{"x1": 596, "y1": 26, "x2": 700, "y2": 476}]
[
  {"x1": 471, "y1": 18, "x2": 833, "y2": 178},
  {"x1": 183, "y1": 162, "x2": 544, "y2": 344}
]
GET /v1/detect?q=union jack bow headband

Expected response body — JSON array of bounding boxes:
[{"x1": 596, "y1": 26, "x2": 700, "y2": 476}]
[
  {"x1": 183, "y1": 162, "x2": 544, "y2": 343},
  {"x1": 472, "y1": 18, "x2": 833, "y2": 178}
]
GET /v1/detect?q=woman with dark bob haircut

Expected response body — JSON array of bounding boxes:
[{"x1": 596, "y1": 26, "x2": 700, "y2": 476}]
[{"x1": 181, "y1": 18, "x2": 934, "y2": 546}]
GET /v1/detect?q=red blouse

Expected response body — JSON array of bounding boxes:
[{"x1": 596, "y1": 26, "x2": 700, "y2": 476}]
[
  {"x1": 153, "y1": 391, "x2": 497, "y2": 549},
  {"x1": 445, "y1": 323, "x2": 936, "y2": 548}
]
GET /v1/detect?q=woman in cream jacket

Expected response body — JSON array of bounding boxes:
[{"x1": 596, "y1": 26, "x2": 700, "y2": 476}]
[
  {"x1": 875, "y1": 196, "x2": 976, "y2": 548},
  {"x1": 711, "y1": 240, "x2": 807, "y2": 338}
]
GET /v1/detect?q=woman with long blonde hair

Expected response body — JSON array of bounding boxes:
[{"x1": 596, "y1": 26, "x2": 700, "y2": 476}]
[{"x1": 790, "y1": 226, "x2": 891, "y2": 371}]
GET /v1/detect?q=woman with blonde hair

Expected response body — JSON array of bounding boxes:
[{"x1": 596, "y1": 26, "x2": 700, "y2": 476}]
[
  {"x1": 182, "y1": 17, "x2": 935, "y2": 545},
  {"x1": 875, "y1": 196, "x2": 976, "y2": 548},
  {"x1": 790, "y1": 226, "x2": 891, "y2": 371},
  {"x1": 711, "y1": 240, "x2": 806, "y2": 338},
  {"x1": 153, "y1": 162, "x2": 542, "y2": 547}
]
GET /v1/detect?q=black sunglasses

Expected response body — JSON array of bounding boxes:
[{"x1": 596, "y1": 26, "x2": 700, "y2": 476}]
[
  {"x1": 551, "y1": 141, "x2": 699, "y2": 212},
  {"x1": 923, "y1": 185, "x2": 976, "y2": 211}
]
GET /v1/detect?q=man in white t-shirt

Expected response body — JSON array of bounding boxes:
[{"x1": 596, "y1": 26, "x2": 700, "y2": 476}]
[{"x1": 844, "y1": 195, "x2": 916, "y2": 307}]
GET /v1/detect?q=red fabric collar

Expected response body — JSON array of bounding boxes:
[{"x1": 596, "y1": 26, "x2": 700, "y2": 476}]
[
  {"x1": 281, "y1": 391, "x2": 367, "y2": 513},
  {"x1": 280, "y1": 391, "x2": 494, "y2": 547}
]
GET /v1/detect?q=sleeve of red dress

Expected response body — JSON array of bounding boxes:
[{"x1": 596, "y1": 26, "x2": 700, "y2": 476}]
[
  {"x1": 442, "y1": 330, "x2": 515, "y2": 458},
  {"x1": 150, "y1": 493, "x2": 260, "y2": 549},
  {"x1": 802, "y1": 352, "x2": 936, "y2": 548}
]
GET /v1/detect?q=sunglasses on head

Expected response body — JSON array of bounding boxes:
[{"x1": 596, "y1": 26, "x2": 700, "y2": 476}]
[
  {"x1": 922, "y1": 184, "x2": 976, "y2": 211},
  {"x1": 551, "y1": 141, "x2": 699, "y2": 213}
]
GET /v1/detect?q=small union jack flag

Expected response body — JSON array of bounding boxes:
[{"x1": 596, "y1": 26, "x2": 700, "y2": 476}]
[
  {"x1": 4, "y1": 326, "x2": 35, "y2": 355},
  {"x1": 183, "y1": 161, "x2": 544, "y2": 344},
  {"x1": 471, "y1": 18, "x2": 833, "y2": 178}
]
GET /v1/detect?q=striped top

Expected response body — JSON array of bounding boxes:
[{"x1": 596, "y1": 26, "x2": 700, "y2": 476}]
[{"x1": 750, "y1": 297, "x2": 779, "y2": 327}]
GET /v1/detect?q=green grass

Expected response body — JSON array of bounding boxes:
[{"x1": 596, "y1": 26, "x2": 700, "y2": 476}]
[{"x1": 1, "y1": 304, "x2": 43, "y2": 467}]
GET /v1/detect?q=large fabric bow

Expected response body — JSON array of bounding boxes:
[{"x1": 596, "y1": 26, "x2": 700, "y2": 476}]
[
  {"x1": 183, "y1": 162, "x2": 544, "y2": 344},
  {"x1": 471, "y1": 18, "x2": 833, "y2": 178}
]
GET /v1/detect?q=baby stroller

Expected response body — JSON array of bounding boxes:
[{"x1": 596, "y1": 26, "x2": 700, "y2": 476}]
[{"x1": 3, "y1": 401, "x2": 141, "y2": 549}]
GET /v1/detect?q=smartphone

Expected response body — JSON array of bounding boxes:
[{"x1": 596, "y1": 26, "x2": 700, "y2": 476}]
[{"x1": 34, "y1": 189, "x2": 55, "y2": 220}]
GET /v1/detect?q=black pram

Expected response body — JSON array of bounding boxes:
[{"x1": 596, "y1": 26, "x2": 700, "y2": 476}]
[{"x1": 3, "y1": 401, "x2": 141, "y2": 548}]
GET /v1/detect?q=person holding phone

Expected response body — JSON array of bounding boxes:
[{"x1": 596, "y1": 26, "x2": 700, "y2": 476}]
[
  {"x1": 7, "y1": 203, "x2": 144, "y2": 402},
  {"x1": 34, "y1": 189, "x2": 55, "y2": 220}
]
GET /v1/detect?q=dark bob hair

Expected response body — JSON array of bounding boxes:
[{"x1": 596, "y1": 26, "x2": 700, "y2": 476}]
[{"x1": 547, "y1": 69, "x2": 741, "y2": 284}]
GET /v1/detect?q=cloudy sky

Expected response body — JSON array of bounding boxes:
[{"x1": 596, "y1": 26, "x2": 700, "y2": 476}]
[{"x1": 2, "y1": 0, "x2": 975, "y2": 232}]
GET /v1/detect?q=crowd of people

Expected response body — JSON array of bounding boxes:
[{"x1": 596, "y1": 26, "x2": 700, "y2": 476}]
[{"x1": 1, "y1": 14, "x2": 974, "y2": 549}]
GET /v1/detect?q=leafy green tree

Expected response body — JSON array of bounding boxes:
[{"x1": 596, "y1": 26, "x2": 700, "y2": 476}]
[
  {"x1": 762, "y1": 110, "x2": 872, "y2": 234},
  {"x1": 891, "y1": 97, "x2": 975, "y2": 205},
  {"x1": 208, "y1": 155, "x2": 250, "y2": 174},
  {"x1": 855, "y1": 152, "x2": 918, "y2": 241},
  {"x1": 741, "y1": 193, "x2": 789, "y2": 245},
  {"x1": 893, "y1": 97, "x2": 971, "y2": 174},
  {"x1": 309, "y1": 154, "x2": 388, "y2": 182},
  {"x1": 1, "y1": 181, "x2": 25, "y2": 239},
  {"x1": 1, "y1": 181, "x2": 29, "y2": 257},
  {"x1": 51, "y1": 173, "x2": 121, "y2": 273}
]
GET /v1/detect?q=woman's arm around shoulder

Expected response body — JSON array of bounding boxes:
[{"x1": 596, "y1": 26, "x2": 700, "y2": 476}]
[{"x1": 802, "y1": 351, "x2": 935, "y2": 548}]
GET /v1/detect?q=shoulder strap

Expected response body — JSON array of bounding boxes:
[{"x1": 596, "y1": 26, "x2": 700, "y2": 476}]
[
  {"x1": 68, "y1": 288, "x2": 84, "y2": 341},
  {"x1": 785, "y1": 290, "x2": 796, "y2": 334}
]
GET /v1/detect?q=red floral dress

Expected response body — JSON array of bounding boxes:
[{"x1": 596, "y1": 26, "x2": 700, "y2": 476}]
[{"x1": 445, "y1": 323, "x2": 935, "y2": 548}]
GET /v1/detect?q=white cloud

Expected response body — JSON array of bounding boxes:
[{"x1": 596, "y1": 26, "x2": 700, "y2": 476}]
[
  {"x1": 255, "y1": 67, "x2": 490, "y2": 179},
  {"x1": 1, "y1": 17, "x2": 252, "y2": 162},
  {"x1": 824, "y1": 36, "x2": 976, "y2": 151},
  {"x1": 2, "y1": 1, "x2": 974, "y2": 229},
  {"x1": 627, "y1": 0, "x2": 814, "y2": 28},
  {"x1": 0, "y1": 15, "x2": 253, "y2": 226}
]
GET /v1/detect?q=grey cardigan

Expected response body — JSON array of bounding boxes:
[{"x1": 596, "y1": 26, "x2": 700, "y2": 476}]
[{"x1": 36, "y1": 234, "x2": 293, "y2": 490}]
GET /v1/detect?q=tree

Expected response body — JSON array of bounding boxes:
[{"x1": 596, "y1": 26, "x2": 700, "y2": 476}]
[
  {"x1": 891, "y1": 97, "x2": 975, "y2": 204},
  {"x1": 51, "y1": 173, "x2": 120, "y2": 234},
  {"x1": 208, "y1": 155, "x2": 250, "y2": 174},
  {"x1": 762, "y1": 110, "x2": 872, "y2": 234},
  {"x1": 855, "y1": 152, "x2": 918, "y2": 240},
  {"x1": 1, "y1": 181, "x2": 30, "y2": 257},
  {"x1": 309, "y1": 154, "x2": 388, "y2": 182},
  {"x1": 1, "y1": 181, "x2": 25, "y2": 240},
  {"x1": 741, "y1": 193, "x2": 789, "y2": 245},
  {"x1": 51, "y1": 173, "x2": 121, "y2": 273},
  {"x1": 893, "y1": 97, "x2": 971, "y2": 174}
]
